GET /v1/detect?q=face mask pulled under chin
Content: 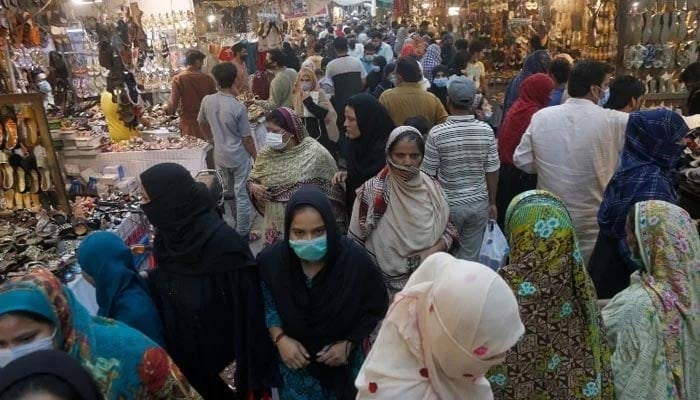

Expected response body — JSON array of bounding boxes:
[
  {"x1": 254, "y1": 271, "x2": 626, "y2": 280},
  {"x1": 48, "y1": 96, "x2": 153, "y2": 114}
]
[{"x1": 0, "y1": 330, "x2": 56, "y2": 367}]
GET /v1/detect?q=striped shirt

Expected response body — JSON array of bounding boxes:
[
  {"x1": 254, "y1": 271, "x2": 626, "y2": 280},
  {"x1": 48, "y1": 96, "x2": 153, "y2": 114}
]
[{"x1": 422, "y1": 115, "x2": 500, "y2": 207}]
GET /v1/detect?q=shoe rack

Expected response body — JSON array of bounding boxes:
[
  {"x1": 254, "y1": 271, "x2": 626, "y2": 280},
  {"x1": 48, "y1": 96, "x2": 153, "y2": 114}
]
[
  {"x1": 616, "y1": 0, "x2": 698, "y2": 108},
  {"x1": 0, "y1": 93, "x2": 68, "y2": 213}
]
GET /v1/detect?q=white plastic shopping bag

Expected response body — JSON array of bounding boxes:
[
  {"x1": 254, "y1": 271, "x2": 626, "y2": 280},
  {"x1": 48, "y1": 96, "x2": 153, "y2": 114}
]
[{"x1": 479, "y1": 220, "x2": 510, "y2": 271}]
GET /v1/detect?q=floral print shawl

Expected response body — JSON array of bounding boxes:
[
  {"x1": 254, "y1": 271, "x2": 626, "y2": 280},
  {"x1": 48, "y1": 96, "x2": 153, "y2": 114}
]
[
  {"x1": 603, "y1": 200, "x2": 700, "y2": 400},
  {"x1": 0, "y1": 269, "x2": 201, "y2": 400},
  {"x1": 248, "y1": 123, "x2": 344, "y2": 247},
  {"x1": 487, "y1": 190, "x2": 614, "y2": 400}
]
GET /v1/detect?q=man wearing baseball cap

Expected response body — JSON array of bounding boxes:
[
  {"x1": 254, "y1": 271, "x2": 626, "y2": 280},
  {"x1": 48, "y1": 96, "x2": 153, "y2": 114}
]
[{"x1": 421, "y1": 75, "x2": 500, "y2": 261}]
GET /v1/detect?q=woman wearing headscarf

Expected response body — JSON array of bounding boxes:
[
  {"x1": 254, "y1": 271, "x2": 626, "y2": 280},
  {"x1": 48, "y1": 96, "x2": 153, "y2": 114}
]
[
  {"x1": 502, "y1": 50, "x2": 551, "y2": 116},
  {"x1": 349, "y1": 126, "x2": 458, "y2": 295},
  {"x1": 258, "y1": 186, "x2": 389, "y2": 399},
  {"x1": 356, "y1": 252, "x2": 525, "y2": 399},
  {"x1": 0, "y1": 350, "x2": 103, "y2": 400},
  {"x1": 487, "y1": 190, "x2": 614, "y2": 400},
  {"x1": 333, "y1": 94, "x2": 395, "y2": 216},
  {"x1": 393, "y1": 27, "x2": 408, "y2": 57},
  {"x1": 0, "y1": 269, "x2": 202, "y2": 399},
  {"x1": 366, "y1": 55, "x2": 387, "y2": 93},
  {"x1": 77, "y1": 232, "x2": 165, "y2": 347},
  {"x1": 371, "y1": 63, "x2": 395, "y2": 99},
  {"x1": 440, "y1": 33, "x2": 455, "y2": 67},
  {"x1": 421, "y1": 44, "x2": 442, "y2": 82},
  {"x1": 293, "y1": 66, "x2": 339, "y2": 159},
  {"x1": 496, "y1": 73, "x2": 555, "y2": 228},
  {"x1": 139, "y1": 163, "x2": 275, "y2": 399},
  {"x1": 603, "y1": 200, "x2": 700, "y2": 400},
  {"x1": 400, "y1": 40, "x2": 416, "y2": 58},
  {"x1": 428, "y1": 64, "x2": 449, "y2": 109},
  {"x1": 589, "y1": 110, "x2": 689, "y2": 299},
  {"x1": 249, "y1": 107, "x2": 344, "y2": 246}
]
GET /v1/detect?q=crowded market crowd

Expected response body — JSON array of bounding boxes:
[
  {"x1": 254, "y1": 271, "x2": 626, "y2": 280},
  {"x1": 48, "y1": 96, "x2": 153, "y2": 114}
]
[{"x1": 1, "y1": 17, "x2": 700, "y2": 400}]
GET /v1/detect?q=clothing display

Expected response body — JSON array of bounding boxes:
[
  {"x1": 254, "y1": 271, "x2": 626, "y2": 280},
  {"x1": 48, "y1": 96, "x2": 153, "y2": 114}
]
[{"x1": 488, "y1": 190, "x2": 614, "y2": 400}]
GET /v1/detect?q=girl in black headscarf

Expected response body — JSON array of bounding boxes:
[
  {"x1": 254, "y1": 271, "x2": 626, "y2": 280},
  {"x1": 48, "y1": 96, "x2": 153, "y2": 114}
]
[
  {"x1": 258, "y1": 186, "x2": 388, "y2": 400},
  {"x1": 333, "y1": 94, "x2": 395, "y2": 215},
  {"x1": 139, "y1": 163, "x2": 276, "y2": 400},
  {"x1": 366, "y1": 55, "x2": 387, "y2": 93},
  {"x1": 0, "y1": 351, "x2": 103, "y2": 400}
]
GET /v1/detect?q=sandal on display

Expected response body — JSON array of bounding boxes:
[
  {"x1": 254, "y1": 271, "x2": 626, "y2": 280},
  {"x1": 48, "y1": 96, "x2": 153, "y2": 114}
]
[
  {"x1": 14, "y1": 190, "x2": 23, "y2": 210},
  {"x1": 15, "y1": 166, "x2": 25, "y2": 193},
  {"x1": 22, "y1": 106, "x2": 37, "y2": 147},
  {"x1": 3, "y1": 118, "x2": 17, "y2": 149},
  {"x1": 3, "y1": 189, "x2": 13, "y2": 210}
]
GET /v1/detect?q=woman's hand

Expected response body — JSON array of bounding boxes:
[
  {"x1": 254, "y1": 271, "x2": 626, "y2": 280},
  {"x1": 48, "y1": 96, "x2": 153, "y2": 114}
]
[
  {"x1": 278, "y1": 336, "x2": 311, "y2": 370},
  {"x1": 317, "y1": 341, "x2": 351, "y2": 367},
  {"x1": 411, "y1": 239, "x2": 447, "y2": 266},
  {"x1": 302, "y1": 90, "x2": 312, "y2": 101},
  {"x1": 332, "y1": 171, "x2": 347, "y2": 185},
  {"x1": 251, "y1": 183, "x2": 271, "y2": 202}
]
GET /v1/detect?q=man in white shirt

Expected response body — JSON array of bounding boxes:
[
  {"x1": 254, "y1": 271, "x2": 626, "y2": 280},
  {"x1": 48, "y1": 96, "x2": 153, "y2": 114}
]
[
  {"x1": 369, "y1": 31, "x2": 394, "y2": 64},
  {"x1": 513, "y1": 60, "x2": 629, "y2": 265},
  {"x1": 347, "y1": 33, "x2": 364, "y2": 60}
]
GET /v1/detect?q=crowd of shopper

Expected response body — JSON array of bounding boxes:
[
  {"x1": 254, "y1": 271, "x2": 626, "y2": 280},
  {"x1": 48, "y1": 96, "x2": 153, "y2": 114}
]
[{"x1": 2, "y1": 19, "x2": 700, "y2": 400}]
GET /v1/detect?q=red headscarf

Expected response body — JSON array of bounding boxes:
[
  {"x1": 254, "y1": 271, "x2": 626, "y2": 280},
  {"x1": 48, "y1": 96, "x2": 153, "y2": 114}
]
[
  {"x1": 498, "y1": 73, "x2": 555, "y2": 165},
  {"x1": 401, "y1": 43, "x2": 416, "y2": 57}
]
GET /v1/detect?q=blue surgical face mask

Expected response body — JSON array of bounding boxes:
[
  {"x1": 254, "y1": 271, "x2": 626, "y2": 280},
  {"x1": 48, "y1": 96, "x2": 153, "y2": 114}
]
[
  {"x1": 302, "y1": 82, "x2": 313, "y2": 92},
  {"x1": 364, "y1": 55, "x2": 375, "y2": 62},
  {"x1": 289, "y1": 235, "x2": 328, "y2": 262},
  {"x1": 433, "y1": 77, "x2": 448, "y2": 87},
  {"x1": 598, "y1": 87, "x2": 610, "y2": 106},
  {"x1": 371, "y1": 65, "x2": 380, "y2": 73},
  {"x1": 0, "y1": 329, "x2": 56, "y2": 367}
]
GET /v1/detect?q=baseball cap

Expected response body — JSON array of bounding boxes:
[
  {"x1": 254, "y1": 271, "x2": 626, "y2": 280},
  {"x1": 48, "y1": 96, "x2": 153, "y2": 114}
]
[{"x1": 447, "y1": 75, "x2": 477, "y2": 108}]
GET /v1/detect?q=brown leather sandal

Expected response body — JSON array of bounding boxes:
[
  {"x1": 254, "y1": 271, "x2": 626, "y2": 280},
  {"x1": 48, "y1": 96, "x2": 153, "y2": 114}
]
[{"x1": 4, "y1": 118, "x2": 17, "y2": 149}]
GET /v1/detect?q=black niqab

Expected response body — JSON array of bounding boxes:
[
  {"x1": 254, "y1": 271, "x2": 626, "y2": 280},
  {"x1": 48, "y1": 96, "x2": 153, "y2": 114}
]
[
  {"x1": 258, "y1": 186, "x2": 389, "y2": 399},
  {"x1": 140, "y1": 163, "x2": 250, "y2": 272},
  {"x1": 344, "y1": 94, "x2": 394, "y2": 213}
]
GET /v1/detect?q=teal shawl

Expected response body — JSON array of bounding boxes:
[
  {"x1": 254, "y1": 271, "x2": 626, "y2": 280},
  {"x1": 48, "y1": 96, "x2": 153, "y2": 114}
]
[
  {"x1": 78, "y1": 232, "x2": 165, "y2": 347},
  {"x1": 0, "y1": 268, "x2": 202, "y2": 399}
]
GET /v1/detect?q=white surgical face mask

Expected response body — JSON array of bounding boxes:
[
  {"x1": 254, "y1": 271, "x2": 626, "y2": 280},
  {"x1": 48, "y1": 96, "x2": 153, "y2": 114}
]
[
  {"x1": 0, "y1": 329, "x2": 56, "y2": 367},
  {"x1": 266, "y1": 131, "x2": 288, "y2": 150}
]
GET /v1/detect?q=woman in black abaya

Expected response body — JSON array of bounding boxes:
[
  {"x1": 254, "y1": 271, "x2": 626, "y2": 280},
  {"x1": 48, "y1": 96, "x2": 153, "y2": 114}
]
[
  {"x1": 139, "y1": 163, "x2": 276, "y2": 399},
  {"x1": 258, "y1": 186, "x2": 389, "y2": 399},
  {"x1": 333, "y1": 94, "x2": 395, "y2": 216}
]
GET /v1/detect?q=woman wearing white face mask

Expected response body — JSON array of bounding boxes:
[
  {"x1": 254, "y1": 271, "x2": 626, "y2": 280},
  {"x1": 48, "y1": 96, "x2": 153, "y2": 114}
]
[
  {"x1": 428, "y1": 65, "x2": 449, "y2": 109},
  {"x1": 293, "y1": 67, "x2": 339, "y2": 159},
  {"x1": 349, "y1": 126, "x2": 458, "y2": 296},
  {"x1": 0, "y1": 268, "x2": 202, "y2": 399},
  {"x1": 248, "y1": 107, "x2": 345, "y2": 247}
]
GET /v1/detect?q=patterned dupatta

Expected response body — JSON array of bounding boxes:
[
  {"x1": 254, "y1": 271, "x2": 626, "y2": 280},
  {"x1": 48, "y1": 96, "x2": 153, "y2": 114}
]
[
  {"x1": 634, "y1": 200, "x2": 700, "y2": 398},
  {"x1": 487, "y1": 190, "x2": 614, "y2": 400},
  {"x1": 0, "y1": 269, "x2": 201, "y2": 399}
]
